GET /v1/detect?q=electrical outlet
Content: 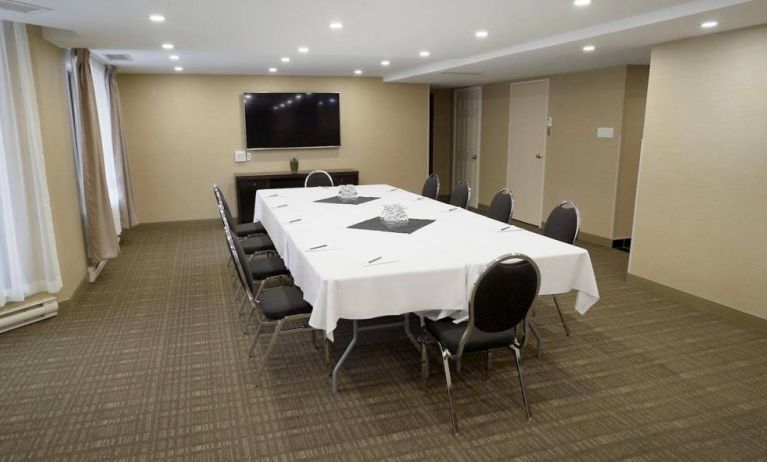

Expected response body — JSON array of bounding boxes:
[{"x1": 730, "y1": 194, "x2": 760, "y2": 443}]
[{"x1": 246, "y1": 152, "x2": 252, "y2": 161}]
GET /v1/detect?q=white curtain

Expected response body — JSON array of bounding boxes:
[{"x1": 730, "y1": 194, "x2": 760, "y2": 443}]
[
  {"x1": 0, "y1": 21, "x2": 62, "y2": 306},
  {"x1": 89, "y1": 59, "x2": 121, "y2": 236}
]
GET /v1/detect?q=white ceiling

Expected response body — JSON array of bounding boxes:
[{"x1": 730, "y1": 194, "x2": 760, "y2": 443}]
[{"x1": 1, "y1": 0, "x2": 766, "y2": 87}]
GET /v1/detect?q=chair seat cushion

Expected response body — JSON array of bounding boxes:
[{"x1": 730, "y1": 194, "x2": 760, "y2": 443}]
[
  {"x1": 234, "y1": 221, "x2": 266, "y2": 237},
  {"x1": 425, "y1": 317, "x2": 517, "y2": 355},
  {"x1": 247, "y1": 256, "x2": 288, "y2": 280},
  {"x1": 241, "y1": 234, "x2": 274, "y2": 253},
  {"x1": 258, "y1": 286, "x2": 312, "y2": 320}
]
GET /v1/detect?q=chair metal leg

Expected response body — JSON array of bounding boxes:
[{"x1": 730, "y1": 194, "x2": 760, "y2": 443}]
[
  {"x1": 485, "y1": 350, "x2": 493, "y2": 380},
  {"x1": 311, "y1": 329, "x2": 319, "y2": 350},
  {"x1": 438, "y1": 345, "x2": 459, "y2": 436},
  {"x1": 509, "y1": 344, "x2": 533, "y2": 421},
  {"x1": 553, "y1": 296, "x2": 571, "y2": 336},
  {"x1": 420, "y1": 338, "x2": 430, "y2": 385},
  {"x1": 247, "y1": 318, "x2": 265, "y2": 358},
  {"x1": 528, "y1": 320, "x2": 544, "y2": 358},
  {"x1": 254, "y1": 318, "x2": 285, "y2": 388}
]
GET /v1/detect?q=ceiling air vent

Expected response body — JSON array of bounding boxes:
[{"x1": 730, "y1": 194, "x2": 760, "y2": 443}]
[
  {"x1": 104, "y1": 53, "x2": 133, "y2": 62},
  {"x1": 0, "y1": 0, "x2": 51, "y2": 14},
  {"x1": 438, "y1": 71, "x2": 484, "y2": 76}
]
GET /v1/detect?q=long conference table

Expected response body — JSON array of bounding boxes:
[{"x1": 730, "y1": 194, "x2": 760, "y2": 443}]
[{"x1": 254, "y1": 184, "x2": 600, "y2": 391}]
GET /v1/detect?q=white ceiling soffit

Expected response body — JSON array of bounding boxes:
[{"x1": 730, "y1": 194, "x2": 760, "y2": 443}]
[{"x1": 386, "y1": 0, "x2": 763, "y2": 86}]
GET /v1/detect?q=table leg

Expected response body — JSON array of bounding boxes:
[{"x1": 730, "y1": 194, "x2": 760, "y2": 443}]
[{"x1": 332, "y1": 320, "x2": 359, "y2": 393}]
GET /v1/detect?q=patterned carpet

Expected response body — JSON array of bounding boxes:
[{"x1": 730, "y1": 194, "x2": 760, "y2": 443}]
[{"x1": 1, "y1": 220, "x2": 766, "y2": 461}]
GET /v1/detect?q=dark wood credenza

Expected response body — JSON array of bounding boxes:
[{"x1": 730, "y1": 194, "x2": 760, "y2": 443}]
[{"x1": 235, "y1": 169, "x2": 359, "y2": 223}]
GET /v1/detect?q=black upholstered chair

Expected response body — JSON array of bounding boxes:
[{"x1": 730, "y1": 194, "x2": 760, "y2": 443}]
[
  {"x1": 448, "y1": 180, "x2": 470, "y2": 209},
  {"x1": 487, "y1": 189, "x2": 515, "y2": 224},
  {"x1": 219, "y1": 203, "x2": 274, "y2": 253},
  {"x1": 223, "y1": 220, "x2": 327, "y2": 383},
  {"x1": 541, "y1": 201, "x2": 580, "y2": 336},
  {"x1": 212, "y1": 184, "x2": 266, "y2": 237},
  {"x1": 304, "y1": 170, "x2": 334, "y2": 187},
  {"x1": 422, "y1": 253, "x2": 541, "y2": 435},
  {"x1": 421, "y1": 173, "x2": 440, "y2": 199},
  {"x1": 218, "y1": 206, "x2": 286, "y2": 298}
]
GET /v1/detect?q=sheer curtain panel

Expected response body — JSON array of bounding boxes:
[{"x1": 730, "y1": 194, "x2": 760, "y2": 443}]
[{"x1": 0, "y1": 21, "x2": 62, "y2": 306}]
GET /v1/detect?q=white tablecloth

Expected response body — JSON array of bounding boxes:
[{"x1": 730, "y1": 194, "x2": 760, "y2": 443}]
[{"x1": 254, "y1": 184, "x2": 599, "y2": 340}]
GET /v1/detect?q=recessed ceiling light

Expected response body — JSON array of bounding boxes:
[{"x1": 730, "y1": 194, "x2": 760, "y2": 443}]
[
  {"x1": 281, "y1": 56, "x2": 291, "y2": 63},
  {"x1": 169, "y1": 55, "x2": 179, "y2": 61},
  {"x1": 573, "y1": 0, "x2": 591, "y2": 6},
  {"x1": 329, "y1": 21, "x2": 343, "y2": 30},
  {"x1": 174, "y1": 66, "x2": 183, "y2": 72},
  {"x1": 380, "y1": 60, "x2": 390, "y2": 66},
  {"x1": 268, "y1": 67, "x2": 277, "y2": 73},
  {"x1": 419, "y1": 50, "x2": 430, "y2": 58},
  {"x1": 161, "y1": 43, "x2": 174, "y2": 50},
  {"x1": 149, "y1": 14, "x2": 165, "y2": 23},
  {"x1": 298, "y1": 46, "x2": 309, "y2": 53},
  {"x1": 582, "y1": 44, "x2": 596, "y2": 52},
  {"x1": 475, "y1": 30, "x2": 488, "y2": 39},
  {"x1": 354, "y1": 69, "x2": 363, "y2": 75},
  {"x1": 701, "y1": 20, "x2": 718, "y2": 29}
]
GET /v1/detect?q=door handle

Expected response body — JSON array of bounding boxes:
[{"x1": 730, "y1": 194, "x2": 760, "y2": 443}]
[
  {"x1": 535, "y1": 153, "x2": 542, "y2": 159},
  {"x1": 471, "y1": 155, "x2": 478, "y2": 160}
]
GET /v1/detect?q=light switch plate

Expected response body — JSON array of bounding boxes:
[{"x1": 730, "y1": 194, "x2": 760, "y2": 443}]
[
  {"x1": 597, "y1": 127, "x2": 614, "y2": 139},
  {"x1": 235, "y1": 150, "x2": 247, "y2": 162}
]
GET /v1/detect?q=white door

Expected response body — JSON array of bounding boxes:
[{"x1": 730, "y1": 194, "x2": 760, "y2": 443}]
[
  {"x1": 507, "y1": 81, "x2": 548, "y2": 225},
  {"x1": 453, "y1": 86, "x2": 481, "y2": 208}
]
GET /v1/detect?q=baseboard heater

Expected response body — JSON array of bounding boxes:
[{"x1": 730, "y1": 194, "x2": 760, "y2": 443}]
[
  {"x1": 88, "y1": 260, "x2": 107, "y2": 282},
  {"x1": 0, "y1": 296, "x2": 58, "y2": 334}
]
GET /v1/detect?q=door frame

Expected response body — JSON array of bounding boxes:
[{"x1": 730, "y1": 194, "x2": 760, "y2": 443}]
[
  {"x1": 506, "y1": 79, "x2": 549, "y2": 226},
  {"x1": 452, "y1": 85, "x2": 482, "y2": 207}
]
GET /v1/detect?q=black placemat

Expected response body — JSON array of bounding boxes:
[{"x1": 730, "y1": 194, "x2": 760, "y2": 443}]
[
  {"x1": 315, "y1": 196, "x2": 380, "y2": 205},
  {"x1": 348, "y1": 217, "x2": 435, "y2": 234}
]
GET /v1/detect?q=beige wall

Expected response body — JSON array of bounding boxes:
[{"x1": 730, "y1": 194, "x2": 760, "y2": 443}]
[
  {"x1": 614, "y1": 65, "x2": 649, "y2": 238},
  {"x1": 629, "y1": 25, "x2": 767, "y2": 320},
  {"x1": 544, "y1": 66, "x2": 627, "y2": 238},
  {"x1": 431, "y1": 89, "x2": 453, "y2": 193},
  {"x1": 28, "y1": 26, "x2": 88, "y2": 302},
  {"x1": 477, "y1": 66, "x2": 633, "y2": 239},
  {"x1": 118, "y1": 74, "x2": 429, "y2": 223}
]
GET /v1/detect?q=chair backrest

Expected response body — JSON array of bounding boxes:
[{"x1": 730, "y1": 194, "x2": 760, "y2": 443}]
[
  {"x1": 219, "y1": 206, "x2": 252, "y2": 296},
  {"x1": 457, "y1": 254, "x2": 540, "y2": 357},
  {"x1": 449, "y1": 180, "x2": 471, "y2": 209},
  {"x1": 543, "y1": 201, "x2": 580, "y2": 244},
  {"x1": 213, "y1": 184, "x2": 235, "y2": 219},
  {"x1": 304, "y1": 170, "x2": 334, "y2": 187},
  {"x1": 487, "y1": 189, "x2": 514, "y2": 224},
  {"x1": 421, "y1": 173, "x2": 440, "y2": 199}
]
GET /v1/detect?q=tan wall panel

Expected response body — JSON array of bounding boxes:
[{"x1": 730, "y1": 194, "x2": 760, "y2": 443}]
[
  {"x1": 544, "y1": 67, "x2": 626, "y2": 238},
  {"x1": 477, "y1": 66, "x2": 627, "y2": 238},
  {"x1": 630, "y1": 25, "x2": 767, "y2": 320},
  {"x1": 478, "y1": 82, "x2": 511, "y2": 206},
  {"x1": 118, "y1": 74, "x2": 429, "y2": 223},
  {"x1": 614, "y1": 65, "x2": 649, "y2": 238},
  {"x1": 28, "y1": 26, "x2": 88, "y2": 302},
  {"x1": 431, "y1": 89, "x2": 453, "y2": 192}
]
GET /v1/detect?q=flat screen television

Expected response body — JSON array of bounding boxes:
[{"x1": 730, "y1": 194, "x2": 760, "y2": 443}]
[{"x1": 243, "y1": 92, "x2": 341, "y2": 150}]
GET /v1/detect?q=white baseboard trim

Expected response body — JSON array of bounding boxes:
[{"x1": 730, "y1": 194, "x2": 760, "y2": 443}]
[{"x1": 0, "y1": 297, "x2": 58, "y2": 334}]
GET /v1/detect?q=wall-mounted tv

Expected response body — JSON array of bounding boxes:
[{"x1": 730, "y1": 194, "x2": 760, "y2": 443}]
[{"x1": 243, "y1": 92, "x2": 341, "y2": 150}]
